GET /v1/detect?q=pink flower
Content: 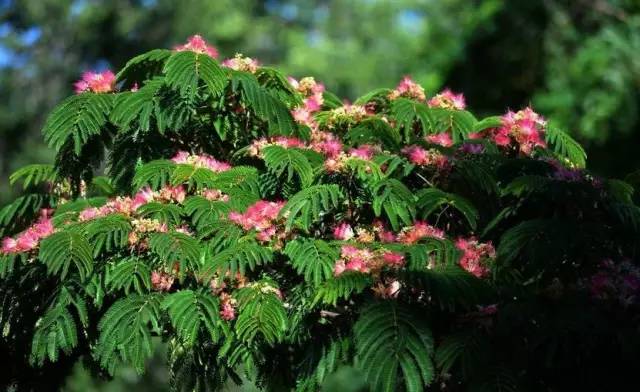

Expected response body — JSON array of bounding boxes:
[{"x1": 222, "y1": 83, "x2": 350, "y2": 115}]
[
  {"x1": 174, "y1": 35, "x2": 218, "y2": 58},
  {"x1": 345, "y1": 258, "x2": 369, "y2": 273},
  {"x1": 455, "y1": 237, "x2": 495, "y2": 278},
  {"x1": 16, "y1": 231, "x2": 39, "y2": 252},
  {"x1": 388, "y1": 76, "x2": 426, "y2": 101},
  {"x1": 382, "y1": 251, "x2": 405, "y2": 267},
  {"x1": 398, "y1": 221, "x2": 445, "y2": 244},
  {"x1": 304, "y1": 94, "x2": 324, "y2": 112},
  {"x1": 256, "y1": 226, "x2": 277, "y2": 242},
  {"x1": 333, "y1": 259, "x2": 346, "y2": 276},
  {"x1": 333, "y1": 222, "x2": 355, "y2": 240},
  {"x1": 428, "y1": 89, "x2": 466, "y2": 110},
  {"x1": 493, "y1": 107, "x2": 546, "y2": 155},
  {"x1": 132, "y1": 187, "x2": 155, "y2": 210},
  {"x1": 151, "y1": 270, "x2": 174, "y2": 291},
  {"x1": 33, "y1": 218, "x2": 54, "y2": 238},
  {"x1": 341, "y1": 245, "x2": 361, "y2": 259},
  {"x1": 349, "y1": 144, "x2": 377, "y2": 160},
  {"x1": 229, "y1": 200, "x2": 285, "y2": 234},
  {"x1": 74, "y1": 70, "x2": 116, "y2": 94},
  {"x1": 1, "y1": 237, "x2": 17, "y2": 254},
  {"x1": 401, "y1": 145, "x2": 448, "y2": 168},
  {"x1": 426, "y1": 133, "x2": 453, "y2": 147},
  {"x1": 171, "y1": 151, "x2": 190, "y2": 164},
  {"x1": 219, "y1": 293, "x2": 237, "y2": 320},
  {"x1": 79, "y1": 207, "x2": 100, "y2": 221},
  {"x1": 222, "y1": 54, "x2": 259, "y2": 73}
]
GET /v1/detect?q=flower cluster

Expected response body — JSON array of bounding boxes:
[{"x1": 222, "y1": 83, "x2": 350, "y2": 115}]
[
  {"x1": 388, "y1": 76, "x2": 426, "y2": 101},
  {"x1": 324, "y1": 144, "x2": 381, "y2": 172},
  {"x1": 290, "y1": 76, "x2": 325, "y2": 131},
  {"x1": 1, "y1": 209, "x2": 54, "y2": 255},
  {"x1": 397, "y1": 221, "x2": 445, "y2": 244},
  {"x1": 589, "y1": 259, "x2": 640, "y2": 306},
  {"x1": 229, "y1": 200, "x2": 286, "y2": 242},
  {"x1": 425, "y1": 132, "x2": 453, "y2": 147},
  {"x1": 401, "y1": 145, "x2": 449, "y2": 168},
  {"x1": 333, "y1": 245, "x2": 405, "y2": 276},
  {"x1": 455, "y1": 237, "x2": 496, "y2": 278},
  {"x1": 490, "y1": 107, "x2": 547, "y2": 155},
  {"x1": 427, "y1": 89, "x2": 466, "y2": 110},
  {"x1": 174, "y1": 34, "x2": 218, "y2": 58},
  {"x1": 171, "y1": 151, "x2": 232, "y2": 172},
  {"x1": 222, "y1": 53, "x2": 260, "y2": 73},
  {"x1": 247, "y1": 136, "x2": 306, "y2": 157},
  {"x1": 74, "y1": 70, "x2": 116, "y2": 94},
  {"x1": 325, "y1": 103, "x2": 371, "y2": 129},
  {"x1": 151, "y1": 270, "x2": 175, "y2": 292}
]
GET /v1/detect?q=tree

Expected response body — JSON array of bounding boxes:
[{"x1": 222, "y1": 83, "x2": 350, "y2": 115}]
[{"x1": 1, "y1": 35, "x2": 638, "y2": 391}]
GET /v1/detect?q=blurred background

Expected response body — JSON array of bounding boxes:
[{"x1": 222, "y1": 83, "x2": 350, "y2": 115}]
[{"x1": 0, "y1": 0, "x2": 639, "y2": 389}]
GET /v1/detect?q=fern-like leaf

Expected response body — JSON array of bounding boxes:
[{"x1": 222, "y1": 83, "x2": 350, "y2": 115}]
[
  {"x1": 162, "y1": 289, "x2": 228, "y2": 346},
  {"x1": 94, "y1": 294, "x2": 162, "y2": 374},
  {"x1": 373, "y1": 178, "x2": 416, "y2": 231},
  {"x1": 284, "y1": 238, "x2": 338, "y2": 285},
  {"x1": 279, "y1": 184, "x2": 345, "y2": 231},
  {"x1": 234, "y1": 284, "x2": 288, "y2": 345},
  {"x1": 415, "y1": 188, "x2": 479, "y2": 230},
  {"x1": 354, "y1": 301, "x2": 435, "y2": 392},
  {"x1": 38, "y1": 231, "x2": 93, "y2": 280},
  {"x1": 164, "y1": 51, "x2": 227, "y2": 99}
]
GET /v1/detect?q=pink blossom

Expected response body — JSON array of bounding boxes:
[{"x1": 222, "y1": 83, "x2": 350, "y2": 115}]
[
  {"x1": 426, "y1": 133, "x2": 453, "y2": 147},
  {"x1": 388, "y1": 76, "x2": 426, "y2": 101},
  {"x1": 398, "y1": 221, "x2": 445, "y2": 244},
  {"x1": 428, "y1": 89, "x2": 466, "y2": 110},
  {"x1": 345, "y1": 258, "x2": 369, "y2": 273},
  {"x1": 333, "y1": 259, "x2": 346, "y2": 276},
  {"x1": 132, "y1": 187, "x2": 155, "y2": 210},
  {"x1": 219, "y1": 293, "x2": 236, "y2": 320},
  {"x1": 349, "y1": 144, "x2": 377, "y2": 160},
  {"x1": 222, "y1": 54, "x2": 259, "y2": 73},
  {"x1": 16, "y1": 231, "x2": 39, "y2": 252},
  {"x1": 256, "y1": 226, "x2": 277, "y2": 242},
  {"x1": 382, "y1": 251, "x2": 405, "y2": 267},
  {"x1": 151, "y1": 270, "x2": 174, "y2": 291},
  {"x1": 333, "y1": 222, "x2": 355, "y2": 241},
  {"x1": 304, "y1": 94, "x2": 324, "y2": 112},
  {"x1": 455, "y1": 237, "x2": 495, "y2": 278},
  {"x1": 401, "y1": 145, "x2": 449, "y2": 168},
  {"x1": 174, "y1": 35, "x2": 218, "y2": 58},
  {"x1": 74, "y1": 70, "x2": 116, "y2": 94},
  {"x1": 229, "y1": 200, "x2": 285, "y2": 234},
  {"x1": 493, "y1": 107, "x2": 546, "y2": 155},
  {"x1": 79, "y1": 207, "x2": 100, "y2": 221},
  {"x1": 171, "y1": 151, "x2": 190, "y2": 164},
  {"x1": 1, "y1": 237, "x2": 17, "y2": 254}
]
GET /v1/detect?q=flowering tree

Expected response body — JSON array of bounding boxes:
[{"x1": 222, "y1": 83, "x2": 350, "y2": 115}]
[{"x1": 1, "y1": 35, "x2": 639, "y2": 391}]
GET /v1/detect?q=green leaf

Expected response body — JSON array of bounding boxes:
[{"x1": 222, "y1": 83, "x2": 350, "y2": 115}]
[
  {"x1": 284, "y1": 239, "x2": 338, "y2": 285},
  {"x1": 235, "y1": 284, "x2": 288, "y2": 345},
  {"x1": 116, "y1": 48, "x2": 172, "y2": 87},
  {"x1": 232, "y1": 71, "x2": 296, "y2": 136},
  {"x1": 545, "y1": 125, "x2": 587, "y2": 168},
  {"x1": 39, "y1": 231, "x2": 93, "y2": 280},
  {"x1": 354, "y1": 302, "x2": 434, "y2": 392},
  {"x1": 313, "y1": 273, "x2": 371, "y2": 306},
  {"x1": 164, "y1": 51, "x2": 227, "y2": 98},
  {"x1": 279, "y1": 185, "x2": 344, "y2": 231},
  {"x1": 202, "y1": 240, "x2": 273, "y2": 279},
  {"x1": 372, "y1": 178, "x2": 416, "y2": 231},
  {"x1": 391, "y1": 98, "x2": 435, "y2": 142},
  {"x1": 111, "y1": 77, "x2": 165, "y2": 132},
  {"x1": 42, "y1": 93, "x2": 112, "y2": 155},
  {"x1": 137, "y1": 202, "x2": 183, "y2": 226},
  {"x1": 133, "y1": 159, "x2": 176, "y2": 190},
  {"x1": 415, "y1": 188, "x2": 479, "y2": 230},
  {"x1": 162, "y1": 289, "x2": 228, "y2": 346},
  {"x1": 9, "y1": 164, "x2": 57, "y2": 189},
  {"x1": 346, "y1": 117, "x2": 401, "y2": 149},
  {"x1": 105, "y1": 257, "x2": 151, "y2": 295},
  {"x1": 149, "y1": 231, "x2": 202, "y2": 272},
  {"x1": 94, "y1": 294, "x2": 162, "y2": 375},
  {"x1": 262, "y1": 145, "x2": 315, "y2": 188},
  {"x1": 84, "y1": 214, "x2": 132, "y2": 257}
]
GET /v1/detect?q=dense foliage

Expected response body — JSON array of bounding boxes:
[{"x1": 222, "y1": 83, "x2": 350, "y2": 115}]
[{"x1": 1, "y1": 36, "x2": 639, "y2": 391}]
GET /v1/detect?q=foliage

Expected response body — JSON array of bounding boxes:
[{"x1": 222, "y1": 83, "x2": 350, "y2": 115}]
[{"x1": 1, "y1": 36, "x2": 639, "y2": 392}]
